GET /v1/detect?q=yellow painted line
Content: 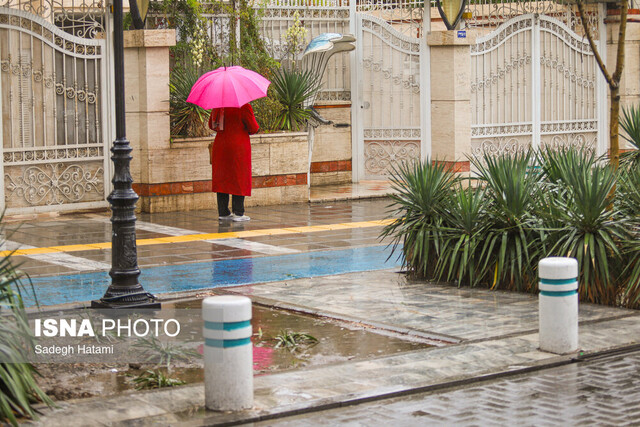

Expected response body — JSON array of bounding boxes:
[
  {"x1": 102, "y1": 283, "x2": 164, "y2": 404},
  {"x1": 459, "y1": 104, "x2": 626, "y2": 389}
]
[
  {"x1": 197, "y1": 232, "x2": 241, "y2": 240},
  {"x1": 233, "y1": 230, "x2": 270, "y2": 238},
  {"x1": 49, "y1": 244, "x2": 95, "y2": 253},
  {"x1": 258, "y1": 229, "x2": 293, "y2": 236},
  {"x1": 136, "y1": 239, "x2": 161, "y2": 246},
  {"x1": 85, "y1": 242, "x2": 111, "y2": 250},
  {"x1": 9, "y1": 219, "x2": 392, "y2": 257},
  {"x1": 322, "y1": 223, "x2": 356, "y2": 231},
  {"x1": 17, "y1": 247, "x2": 62, "y2": 255}
]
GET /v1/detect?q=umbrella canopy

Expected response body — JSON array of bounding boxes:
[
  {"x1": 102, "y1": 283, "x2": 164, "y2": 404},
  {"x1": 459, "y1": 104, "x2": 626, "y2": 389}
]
[{"x1": 186, "y1": 66, "x2": 271, "y2": 109}]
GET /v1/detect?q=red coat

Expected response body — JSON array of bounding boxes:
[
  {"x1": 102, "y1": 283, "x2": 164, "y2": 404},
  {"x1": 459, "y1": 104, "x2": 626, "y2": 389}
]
[{"x1": 208, "y1": 104, "x2": 259, "y2": 196}]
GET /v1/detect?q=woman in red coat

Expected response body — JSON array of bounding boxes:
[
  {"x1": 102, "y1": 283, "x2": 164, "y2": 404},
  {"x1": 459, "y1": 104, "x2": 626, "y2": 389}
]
[{"x1": 208, "y1": 103, "x2": 259, "y2": 221}]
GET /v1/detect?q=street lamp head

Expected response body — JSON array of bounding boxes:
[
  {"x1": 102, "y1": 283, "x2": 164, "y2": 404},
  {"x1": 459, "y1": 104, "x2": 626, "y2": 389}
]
[{"x1": 436, "y1": 0, "x2": 468, "y2": 30}]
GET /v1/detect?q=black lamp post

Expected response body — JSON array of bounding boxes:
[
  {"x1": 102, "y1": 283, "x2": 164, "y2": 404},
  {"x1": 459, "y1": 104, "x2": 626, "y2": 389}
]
[{"x1": 92, "y1": 0, "x2": 159, "y2": 309}]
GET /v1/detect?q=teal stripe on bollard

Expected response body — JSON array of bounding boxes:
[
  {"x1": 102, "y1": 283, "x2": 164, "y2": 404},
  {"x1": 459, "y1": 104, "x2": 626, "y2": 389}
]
[
  {"x1": 205, "y1": 337, "x2": 252, "y2": 348},
  {"x1": 539, "y1": 278, "x2": 578, "y2": 286},
  {"x1": 204, "y1": 320, "x2": 251, "y2": 331},
  {"x1": 540, "y1": 290, "x2": 578, "y2": 297}
]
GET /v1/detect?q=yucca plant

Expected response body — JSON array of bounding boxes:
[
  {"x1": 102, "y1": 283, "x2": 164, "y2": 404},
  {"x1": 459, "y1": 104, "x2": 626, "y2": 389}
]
[
  {"x1": 538, "y1": 145, "x2": 598, "y2": 185},
  {"x1": 0, "y1": 237, "x2": 53, "y2": 425},
  {"x1": 271, "y1": 67, "x2": 321, "y2": 131},
  {"x1": 546, "y1": 161, "x2": 628, "y2": 305},
  {"x1": 169, "y1": 66, "x2": 211, "y2": 138},
  {"x1": 436, "y1": 182, "x2": 489, "y2": 287},
  {"x1": 381, "y1": 160, "x2": 457, "y2": 279},
  {"x1": 617, "y1": 166, "x2": 640, "y2": 221},
  {"x1": 620, "y1": 104, "x2": 640, "y2": 168},
  {"x1": 472, "y1": 151, "x2": 543, "y2": 292},
  {"x1": 618, "y1": 166, "x2": 640, "y2": 308},
  {"x1": 620, "y1": 238, "x2": 640, "y2": 308}
]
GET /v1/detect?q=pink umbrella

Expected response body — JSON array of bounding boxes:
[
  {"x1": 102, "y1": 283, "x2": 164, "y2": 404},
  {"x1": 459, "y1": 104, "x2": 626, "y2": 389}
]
[{"x1": 186, "y1": 66, "x2": 271, "y2": 109}]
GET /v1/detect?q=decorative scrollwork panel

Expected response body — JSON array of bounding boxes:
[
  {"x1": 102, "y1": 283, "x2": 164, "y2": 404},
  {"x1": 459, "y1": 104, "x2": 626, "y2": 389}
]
[
  {"x1": 464, "y1": 0, "x2": 600, "y2": 37},
  {"x1": 364, "y1": 140, "x2": 420, "y2": 176},
  {"x1": 540, "y1": 133, "x2": 597, "y2": 154},
  {"x1": 0, "y1": 0, "x2": 106, "y2": 39},
  {"x1": 4, "y1": 162, "x2": 105, "y2": 207},
  {"x1": 359, "y1": 13, "x2": 422, "y2": 178}
]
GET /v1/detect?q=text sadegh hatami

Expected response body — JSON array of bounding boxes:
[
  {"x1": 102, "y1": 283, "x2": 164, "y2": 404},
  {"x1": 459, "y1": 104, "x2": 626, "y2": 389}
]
[{"x1": 34, "y1": 344, "x2": 113, "y2": 356}]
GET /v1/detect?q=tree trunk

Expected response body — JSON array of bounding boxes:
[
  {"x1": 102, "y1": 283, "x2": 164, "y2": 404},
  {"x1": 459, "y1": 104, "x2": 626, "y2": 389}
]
[
  {"x1": 575, "y1": 0, "x2": 627, "y2": 170},
  {"x1": 610, "y1": 84, "x2": 621, "y2": 170}
]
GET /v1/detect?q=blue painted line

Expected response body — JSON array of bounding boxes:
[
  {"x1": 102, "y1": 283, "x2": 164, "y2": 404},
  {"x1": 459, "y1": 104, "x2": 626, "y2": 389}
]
[
  {"x1": 540, "y1": 290, "x2": 578, "y2": 297},
  {"x1": 204, "y1": 320, "x2": 251, "y2": 331},
  {"x1": 205, "y1": 338, "x2": 251, "y2": 348},
  {"x1": 539, "y1": 278, "x2": 577, "y2": 285},
  {"x1": 22, "y1": 245, "x2": 401, "y2": 307}
]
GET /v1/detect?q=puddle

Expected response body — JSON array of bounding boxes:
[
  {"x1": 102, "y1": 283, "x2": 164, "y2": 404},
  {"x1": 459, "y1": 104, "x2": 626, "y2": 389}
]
[{"x1": 36, "y1": 300, "x2": 431, "y2": 400}]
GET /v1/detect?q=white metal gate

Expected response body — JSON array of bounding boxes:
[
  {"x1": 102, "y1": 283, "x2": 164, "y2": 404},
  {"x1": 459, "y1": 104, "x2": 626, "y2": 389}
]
[
  {"x1": 352, "y1": 4, "x2": 428, "y2": 180},
  {"x1": 0, "y1": 6, "x2": 110, "y2": 214},
  {"x1": 470, "y1": 13, "x2": 605, "y2": 157}
]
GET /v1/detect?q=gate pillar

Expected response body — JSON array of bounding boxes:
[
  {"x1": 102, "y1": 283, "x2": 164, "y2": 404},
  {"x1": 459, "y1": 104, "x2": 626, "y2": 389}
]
[
  {"x1": 427, "y1": 31, "x2": 475, "y2": 172},
  {"x1": 123, "y1": 29, "x2": 176, "y2": 209}
]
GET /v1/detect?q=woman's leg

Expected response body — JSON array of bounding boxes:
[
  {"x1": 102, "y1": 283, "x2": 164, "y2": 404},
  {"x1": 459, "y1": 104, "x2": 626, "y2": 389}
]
[
  {"x1": 231, "y1": 195, "x2": 245, "y2": 216},
  {"x1": 217, "y1": 193, "x2": 231, "y2": 216}
]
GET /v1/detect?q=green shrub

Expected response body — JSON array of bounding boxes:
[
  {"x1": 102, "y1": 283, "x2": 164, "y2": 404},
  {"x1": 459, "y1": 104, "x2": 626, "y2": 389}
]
[
  {"x1": 169, "y1": 66, "x2": 211, "y2": 138},
  {"x1": 618, "y1": 167, "x2": 640, "y2": 307},
  {"x1": 620, "y1": 104, "x2": 640, "y2": 168},
  {"x1": 547, "y1": 159, "x2": 627, "y2": 304},
  {"x1": 270, "y1": 68, "x2": 321, "y2": 131},
  {"x1": 436, "y1": 182, "x2": 489, "y2": 287},
  {"x1": 252, "y1": 90, "x2": 283, "y2": 133},
  {"x1": 0, "y1": 234, "x2": 53, "y2": 425},
  {"x1": 471, "y1": 150, "x2": 543, "y2": 292},
  {"x1": 381, "y1": 160, "x2": 457, "y2": 279},
  {"x1": 383, "y1": 147, "x2": 640, "y2": 307}
]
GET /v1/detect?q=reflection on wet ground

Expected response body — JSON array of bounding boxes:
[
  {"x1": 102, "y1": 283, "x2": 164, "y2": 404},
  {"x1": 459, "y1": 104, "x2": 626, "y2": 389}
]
[{"x1": 37, "y1": 301, "x2": 431, "y2": 399}]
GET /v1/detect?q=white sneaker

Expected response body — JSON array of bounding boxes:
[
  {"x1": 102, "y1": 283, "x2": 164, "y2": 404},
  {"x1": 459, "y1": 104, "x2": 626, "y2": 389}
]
[
  {"x1": 232, "y1": 215, "x2": 250, "y2": 222},
  {"x1": 218, "y1": 214, "x2": 234, "y2": 221}
]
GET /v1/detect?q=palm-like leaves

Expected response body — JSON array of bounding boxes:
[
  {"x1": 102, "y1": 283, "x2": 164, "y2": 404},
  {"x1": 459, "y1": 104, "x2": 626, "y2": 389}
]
[
  {"x1": 436, "y1": 183, "x2": 489, "y2": 287},
  {"x1": 382, "y1": 147, "x2": 640, "y2": 307},
  {"x1": 169, "y1": 66, "x2": 211, "y2": 138},
  {"x1": 546, "y1": 162, "x2": 627, "y2": 305},
  {"x1": 0, "y1": 234, "x2": 53, "y2": 425},
  {"x1": 472, "y1": 151, "x2": 543, "y2": 291},
  {"x1": 620, "y1": 104, "x2": 640, "y2": 167},
  {"x1": 271, "y1": 68, "x2": 321, "y2": 131},
  {"x1": 381, "y1": 160, "x2": 457, "y2": 278}
]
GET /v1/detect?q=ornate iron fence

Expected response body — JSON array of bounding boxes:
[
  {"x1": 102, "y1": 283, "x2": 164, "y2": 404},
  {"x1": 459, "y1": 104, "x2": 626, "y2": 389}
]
[{"x1": 0, "y1": 0, "x2": 110, "y2": 212}]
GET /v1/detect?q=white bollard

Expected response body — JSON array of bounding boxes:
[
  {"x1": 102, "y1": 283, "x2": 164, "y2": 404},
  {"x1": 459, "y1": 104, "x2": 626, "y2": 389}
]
[
  {"x1": 538, "y1": 257, "x2": 579, "y2": 354},
  {"x1": 202, "y1": 296, "x2": 253, "y2": 411}
]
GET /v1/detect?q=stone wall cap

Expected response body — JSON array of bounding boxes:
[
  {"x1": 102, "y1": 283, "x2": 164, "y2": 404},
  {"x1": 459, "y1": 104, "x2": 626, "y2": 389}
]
[
  {"x1": 427, "y1": 30, "x2": 477, "y2": 46},
  {"x1": 124, "y1": 29, "x2": 176, "y2": 48},
  {"x1": 171, "y1": 132, "x2": 309, "y2": 147}
]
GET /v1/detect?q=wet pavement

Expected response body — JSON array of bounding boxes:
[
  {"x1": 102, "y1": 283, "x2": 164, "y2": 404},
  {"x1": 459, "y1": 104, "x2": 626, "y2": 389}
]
[
  {"x1": 3, "y1": 200, "x2": 391, "y2": 280},
  {"x1": 257, "y1": 350, "x2": 640, "y2": 426},
  {"x1": 6, "y1": 198, "x2": 640, "y2": 426},
  {"x1": 31, "y1": 269, "x2": 640, "y2": 426}
]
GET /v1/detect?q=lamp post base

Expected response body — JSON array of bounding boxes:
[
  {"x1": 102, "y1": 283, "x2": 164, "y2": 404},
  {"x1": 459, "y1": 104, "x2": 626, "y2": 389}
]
[{"x1": 91, "y1": 297, "x2": 160, "y2": 309}]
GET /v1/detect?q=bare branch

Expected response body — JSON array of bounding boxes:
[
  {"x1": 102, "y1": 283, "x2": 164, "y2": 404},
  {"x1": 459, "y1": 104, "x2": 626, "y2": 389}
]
[{"x1": 576, "y1": 0, "x2": 614, "y2": 87}]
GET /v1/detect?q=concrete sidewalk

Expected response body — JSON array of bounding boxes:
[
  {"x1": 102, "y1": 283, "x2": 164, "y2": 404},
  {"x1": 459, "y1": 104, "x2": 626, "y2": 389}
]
[{"x1": 32, "y1": 270, "x2": 640, "y2": 426}]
